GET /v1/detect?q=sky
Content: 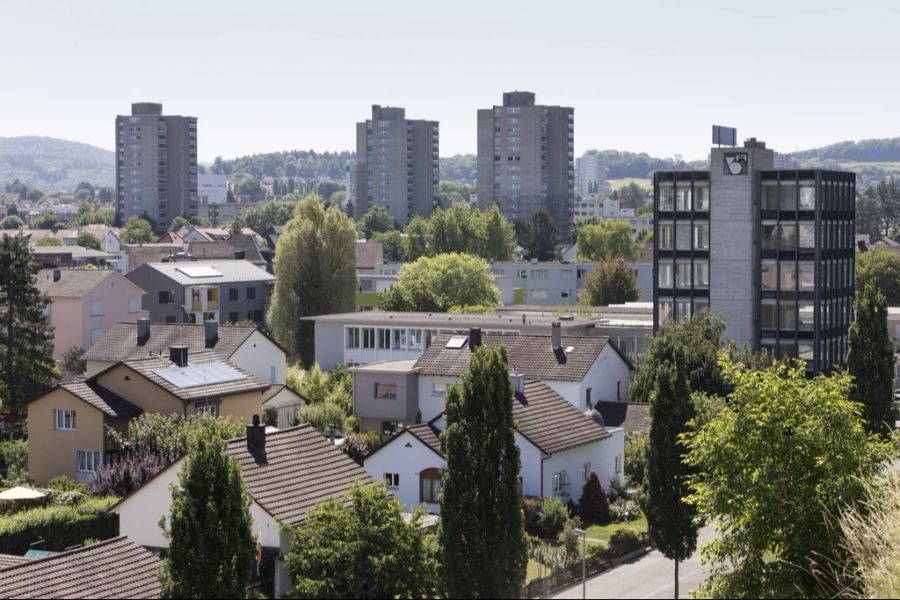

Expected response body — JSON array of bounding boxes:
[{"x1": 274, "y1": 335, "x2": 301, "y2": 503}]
[{"x1": 1, "y1": 0, "x2": 898, "y2": 163}]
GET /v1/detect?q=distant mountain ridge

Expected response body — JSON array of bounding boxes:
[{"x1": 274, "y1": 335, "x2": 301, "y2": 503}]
[
  {"x1": 0, "y1": 136, "x2": 114, "y2": 192},
  {"x1": 792, "y1": 137, "x2": 900, "y2": 162}
]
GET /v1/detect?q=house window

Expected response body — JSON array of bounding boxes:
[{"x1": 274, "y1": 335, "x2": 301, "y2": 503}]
[
  {"x1": 229, "y1": 312, "x2": 239, "y2": 322},
  {"x1": 582, "y1": 462, "x2": 591, "y2": 482},
  {"x1": 586, "y1": 388, "x2": 592, "y2": 409},
  {"x1": 433, "y1": 382, "x2": 447, "y2": 395},
  {"x1": 552, "y1": 470, "x2": 568, "y2": 496},
  {"x1": 91, "y1": 328, "x2": 104, "y2": 344},
  {"x1": 408, "y1": 329, "x2": 423, "y2": 350},
  {"x1": 420, "y1": 468, "x2": 442, "y2": 503},
  {"x1": 384, "y1": 473, "x2": 400, "y2": 488},
  {"x1": 347, "y1": 328, "x2": 360, "y2": 349},
  {"x1": 561, "y1": 289, "x2": 571, "y2": 299},
  {"x1": 90, "y1": 300, "x2": 104, "y2": 316},
  {"x1": 615, "y1": 455, "x2": 621, "y2": 474},
  {"x1": 165, "y1": 316, "x2": 177, "y2": 323},
  {"x1": 55, "y1": 409, "x2": 76, "y2": 431},
  {"x1": 393, "y1": 328, "x2": 407, "y2": 350},
  {"x1": 377, "y1": 329, "x2": 391, "y2": 350},
  {"x1": 128, "y1": 297, "x2": 140, "y2": 314},
  {"x1": 195, "y1": 400, "x2": 220, "y2": 416},
  {"x1": 246, "y1": 287, "x2": 256, "y2": 300},
  {"x1": 532, "y1": 288, "x2": 549, "y2": 300},
  {"x1": 381, "y1": 421, "x2": 399, "y2": 436},
  {"x1": 228, "y1": 288, "x2": 238, "y2": 301},
  {"x1": 374, "y1": 383, "x2": 397, "y2": 400},
  {"x1": 76, "y1": 450, "x2": 101, "y2": 473},
  {"x1": 362, "y1": 328, "x2": 376, "y2": 349},
  {"x1": 158, "y1": 291, "x2": 174, "y2": 304}
]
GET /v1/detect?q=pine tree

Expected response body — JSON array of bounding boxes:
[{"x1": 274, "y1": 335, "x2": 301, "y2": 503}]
[
  {"x1": 646, "y1": 354, "x2": 699, "y2": 599},
  {"x1": 847, "y1": 283, "x2": 896, "y2": 436},
  {"x1": 0, "y1": 234, "x2": 56, "y2": 412},
  {"x1": 440, "y1": 345, "x2": 527, "y2": 598},
  {"x1": 160, "y1": 435, "x2": 256, "y2": 599}
]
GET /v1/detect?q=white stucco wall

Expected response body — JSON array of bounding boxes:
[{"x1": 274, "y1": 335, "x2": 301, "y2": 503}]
[
  {"x1": 417, "y1": 375, "x2": 459, "y2": 421},
  {"x1": 364, "y1": 431, "x2": 444, "y2": 513},
  {"x1": 540, "y1": 429, "x2": 625, "y2": 503},
  {"x1": 114, "y1": 457, "x2": 282, "y2": 549},
  {"x1": 230, "y1": 330, "x2": 286, "y2": 385},
  {"x1": 517, "y1": 432, "x2": 544, "y2": 497}
]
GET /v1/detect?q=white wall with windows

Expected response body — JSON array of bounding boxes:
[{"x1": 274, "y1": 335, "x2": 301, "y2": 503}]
[{"x1": 541, "y1": 428, "x2": 624, "y2": 503}]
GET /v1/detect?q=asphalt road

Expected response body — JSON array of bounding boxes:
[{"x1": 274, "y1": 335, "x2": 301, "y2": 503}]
[{"x1": 551, "y1": 526, "x2": 714, "y2": 599}]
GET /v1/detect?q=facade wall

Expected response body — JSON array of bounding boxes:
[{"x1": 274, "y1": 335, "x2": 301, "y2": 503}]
[
  {"x1": 364, "y1": 432, "x2": 444, "y2": 513},
  {"x1": 540, "y1": 430, "x2": 624, "y2": 503},
  {"x1": 417, "y1": 375, "x2": 458, "y2": 422},
  {"x1": 95, "y1": 364, "x2": 186, "y2": 416},
  {"x1": 126, "y1": 265, "x2": 186, "y2": 323},
  {"x1": 230, "y1": 330, "x2": 286, "y2": 384},
  {"x1": 353, "y1": 369, "x2": 418, "y2": 426},
  {"x1": 77, "y1": 275, "x2": 145, "y2": 354},
  {"x1": 46, "y1": 299, "x2": 83, "y2": 360},
  {"x1": 27, "y1": 389, "x2": 106, "y2": 485}
]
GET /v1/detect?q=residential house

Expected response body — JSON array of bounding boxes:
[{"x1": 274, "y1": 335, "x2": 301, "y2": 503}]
[
  {"x1": 27, "y1": 349, "x2": 269, "y2": 485},
  {"x1": 126, "y1": 259, "x2": 277, "y2": 327},
  {"x1": 356, "y1": 240, "x2": 384, "y2": 274},
  {"x1": 155, "y1": 230, "x2": 184, "y2": 245},
  {"x1": 123, "y1": 243, "x2": 183, "y2": 273},
  {"x1": 0, "y1": 537, "x2": 161, "y2": 599},
  {"x1": 31, "y1": 245, "x2": 125, "y2": 273},
  {"x1": 593, "y1": 401, "x2": 651, "y2": 434},
  {"x1": 262, "y1": 384, "x2": 306, "y2": 428},
  {"x1": 36, "y1": 268, "x2": 146, "y2": 360},
  {"x1": 364, "y1": 378, "x2": 625, "y2": 513},
  {"x1": 113, "y1": 422, "x2": 372, "y2": 598},
  {"x1": 180, "y1": 226, "x2": 230, "y2": 242},
  {"x1": 55, "y1": 226, "x2": 122, "y2": 253},
  {"x1": 83, "y1": 319, "x2": 286, "y2": 385}
]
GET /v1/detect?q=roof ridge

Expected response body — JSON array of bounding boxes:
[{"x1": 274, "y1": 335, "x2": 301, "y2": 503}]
[{"x1": 0, "y1": 536, "x2": 128, "y2": 571}]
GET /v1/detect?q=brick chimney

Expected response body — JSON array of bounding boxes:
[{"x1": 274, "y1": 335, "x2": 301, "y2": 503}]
[
  {"x1": 136, "y1": 318, "x2": 151, "y2": 346},
  {"x1": 204, "y1": 320, "x2": 218, "y2": 347},
  {"x1": 246, "y1": 414, "x2": 266, "y2": 462},
  {"x1": 468, "y1": 327, "x2": 482, "y2": 351},
  {"x1": 551, "y1": 322, "x2": 562, "y2": 351}
]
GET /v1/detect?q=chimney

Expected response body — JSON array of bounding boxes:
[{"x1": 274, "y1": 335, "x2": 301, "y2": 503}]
[
  {"x1": 551, "y1": 322, "x2": 562, "y2": 351},
  {"x1": 510, "y1": 372, "x2": 525, "y2": 395},
  {"x1": 204, "y1": 320, "x2": 218, "y2": 346},
  {"x1": 52, "y1": 269, "x2": 61, "y2": 282},
  {"x1": 169, "y1": 345, "x2": 188, "y2": 367},
  {"x1": 246, "y1": 414, "x2": 266, "y2": 460},
  {"x1": 468, "y1": 327, "x2": 482, "y2": 351},
  {"x1": 234, "y1": 250, "x2": 246, "y2": 260},
  {"x1": 136, "y1": 318, "x2": 151, "y2": 346}
]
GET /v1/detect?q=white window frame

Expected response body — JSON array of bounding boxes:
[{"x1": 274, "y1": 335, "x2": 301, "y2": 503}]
[
  {"x1": 90, "y1": 300, "x2": 104, "y2": 316},
  {"x1": 384, "y1": 473, "x2": 400, "y2": 488},
  {"x1": 76, "y1": 450, "x2": 101, "y2": 473},
  {"x1": 55, "y1": 409, "x2": 76, "y2": 431},
  {"x1": 582, "y1": 462, "x2": 591, "y2": 482}
]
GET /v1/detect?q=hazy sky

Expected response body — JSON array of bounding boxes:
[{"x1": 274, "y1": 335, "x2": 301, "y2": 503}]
[{"x1": 2, "y1": 1, "x2": 898, "y2": 162}]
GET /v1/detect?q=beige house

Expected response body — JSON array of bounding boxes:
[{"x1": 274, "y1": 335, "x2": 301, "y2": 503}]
[
  {"x1": 36, "y1": 268, "x2": 146, "y2": 360},
  {"x1": 27, "y1": 349, "x2": 269, "y2": 485}
]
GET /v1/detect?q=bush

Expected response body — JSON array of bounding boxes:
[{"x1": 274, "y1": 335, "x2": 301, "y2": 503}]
[
  {"x1": 607, "y1": 528, "x2": 645, "y2": 557},
  {"x1": 340, "y1": 431, "x2": 383, "y2": 465},
  {"x1": 0, "y1": 496, "x2": 118, "y2": 554},
  {"x1": 88, "y1": 448, "x2": 168, "y2": 497},
  {"x1": 537, "y1": 496, "x2": 569, "y2": 539},
  {"x1": 609, "y1": 498, "x2": 641, "y2": 522},
  {"x1": 607, "y1": 476, "x2": 628, "y2": 503},
  {"x1": 0, "y1": 440, "x2": 27, "y2": 486},
  {"x1": 522, "y1": 496, "x2": 543, "y2": 536},
  {"x1": 624, "y1": 431, "x2": 649, "y2": 489},
  {"x1": 47, "y1": 476, "x2": 86, "y2": 493},
  {"x1": 579, "y1": 471, "x2": 611, "y2": 523},
  {"x1": 297, "y1": 401, "x2": 348, "y2": 433},
  {"x1": 108, "y1": 413, "x2": 245, "y2": 462},
  {"x1": 559, "y1": 517, "x2": 583, "y2": 563}
]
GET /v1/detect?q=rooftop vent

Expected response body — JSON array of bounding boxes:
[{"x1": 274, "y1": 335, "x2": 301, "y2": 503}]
[
  {"x1": 169, "y1": 345, "x2": 188, "y2": 368},
  {"x1": 468, "y1": 327, "x2": 482, "y2": 351},
  {"x1": 136, "y1": 318, "x2": 151, "y2": 346},
  {"x1": 551, "y1": 322, "x2": 562, "y2": 351},
  {"x1": 246, "y1": 414, "x2": 266, "y2": 462}
]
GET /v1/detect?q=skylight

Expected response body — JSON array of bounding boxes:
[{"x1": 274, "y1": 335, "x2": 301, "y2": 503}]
[
  {"x1": 175, "y1": 265, "x2": 222, "y2": 278},
  {"x1": 445, "y1": 336, "x2": 468, "y2": 349},
  {"x1": 153, "y1": 362, "x2": 244, "y2": 389}
]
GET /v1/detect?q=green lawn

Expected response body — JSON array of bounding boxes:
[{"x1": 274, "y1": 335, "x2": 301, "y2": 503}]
[
  {"x1": 527, "y1": 558, "x2": 550, "y2": 582},
  {"x1": 584, "y1": 514, "x2": 648, "y2": 543}
]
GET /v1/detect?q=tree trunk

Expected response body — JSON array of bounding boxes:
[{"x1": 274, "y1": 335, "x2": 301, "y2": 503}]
[{"x1": 674, "y1": 558, "x2": 679, "y2": 599}]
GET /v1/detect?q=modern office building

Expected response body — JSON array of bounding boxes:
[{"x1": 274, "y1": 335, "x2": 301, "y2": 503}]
[
  {"x1": 477, "y1": 91, "x2": 575, "y2": 234},
  {"x1": 115, "y1": 102, "x2": 198, "y2": 229},
  {"x1": 354, "y1": 105, "x2": 439, "y2": 227},
  {"x1": 576, "y1": 151, "x2": 606, "y2": 198},
  {"x1": 653, "y1": 138, "x2": 855, "y2": 373}
]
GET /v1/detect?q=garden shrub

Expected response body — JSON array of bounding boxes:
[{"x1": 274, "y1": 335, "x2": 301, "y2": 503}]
[
  {"x1": 537, "y1": 496, "x2": 569, "y2": 539},
  {"x1": 0, "y1": 440, "x2": 27, "y2": 486},
  {"x1": 0, "y1": 496, "x2": 118, "y2": 555},
  {"x1": 579, "y1": 471, "x2": 611, "y2": 523},
  {"x1": 88, "y1": 448, "x2": 167, "y2": 497},
  {"x1": 607, "y1": 528, "x2": 644, "y2": 556},
  {"x1": 522, "y1": 496, "x2": 542, "y2": 536}
]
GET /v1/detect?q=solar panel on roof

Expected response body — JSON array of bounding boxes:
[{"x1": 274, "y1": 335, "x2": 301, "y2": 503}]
[
  {"x1": 175, "y1": 265, "x2": 223, "y2": 278},
  {"x1": 153, "y1": 362, "x2": 244, "y2": 389},
  {"x1": 445, "y1": 336, "x2": 467, "y2": 349}
]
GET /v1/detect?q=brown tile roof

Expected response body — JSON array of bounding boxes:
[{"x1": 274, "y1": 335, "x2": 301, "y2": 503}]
[
  {"x1": 226, "y1": 424, "x2": 372, "y2": 526},
  {"x1": 123, "y1": 243, "x2": 182, "y2": 273},
  {"x1": 35, "y1": 268, "x2": 123, "y2": 298},
  {"x1": 60, "y1": 380, "x2": 143, "y2": 418},
  {"x1": 185, "y1": 240, "x2": 233, "y2": 259},
  {"x1": 261, "y1": 384, "x2": 305, "y2": 405},
  {"x1": 414, "y1": 332, "x2": 609, "y2": 382},
  {"x1": 83, "y1": 322, "x2": 258, "y2": 362},
  {"x1": 0, "y1": 555, "x2": 27, "y2": 569},
  {"x1": 594, "y1": 401, "x2": 650, "y2": 434},
  {"x1": 405, "y1": 423, "x2": 443, "y2": 456},
  {"x1": 0, "y1": 536, "x2": 161, "y2": 599},
  {"x1": 514, "y1": 380, "x2": 611, "y2": 453},
  {"x1": 123, "y1": 355, "x2": 269, "y2": 401},
  {"x1": 155, "y1": 231, "x2": 183, "y2": 244},
  {"x1": 356, "y1": 241, "x2": 383, "y2": 270}
]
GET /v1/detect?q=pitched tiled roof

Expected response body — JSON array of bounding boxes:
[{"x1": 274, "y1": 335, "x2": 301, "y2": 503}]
[
  {"x1": 59, "y1": 380, "x2": 143, "y2": 418},
  {"x1": 514, "y1": 380, "x2": 611, "y2": 453},
  {"x1": 132, "y1": 259, "x2": 276, "y2": 285},
  {"x1": 83, "y1": 322, "x2": 258, "y2": 362},
  {"x1": 594, "y1": 401, "x2": 650, "y2": 434},
  {"x1": 405, "y1": 423, "x2": 442, "y2": 456},
  {"x1": 35, "y1": 269, "x2": 125, "y2": 298},
  {"x1": 0, "y1": 555, "x2": 27, "y2": 569},
  {"x1": 356, "y1": 241, "x2": 383, "y2": 269},
  {"x1": 123, "y1": 355, "x2": 269, "y2": 401},
  {"x1": 261, "y1": 384, "x2": 305, "y2": 405},
  {"x1": 0, "y1": 537, "x2": 161, "y2": 599},
  {"x1": 226, "y1": 425, "x2": 372, "y2": 526},
  {"x1": 414, "y1": 332, "x2": 609, "y2": 382}
]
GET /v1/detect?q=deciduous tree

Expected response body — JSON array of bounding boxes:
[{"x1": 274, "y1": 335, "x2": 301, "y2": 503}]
[
  {"x1": 856, "y1": 248, "x2": 900, "y2": 305},
  {"x1": 519, "y1": 209, "x2": 559, "y2": 261},
  {"x1": 120, "y1": 216, "x2": 153, "y2": 243},
  {"x1": 577, "y1": 220, "x2": 640, "y2": 261},
  {"x1": 379, "y1": 253, "x2": 501, "y2": 312},
  {"x1": 580, "y1": 257, "x2": 641, "y2": 306}
]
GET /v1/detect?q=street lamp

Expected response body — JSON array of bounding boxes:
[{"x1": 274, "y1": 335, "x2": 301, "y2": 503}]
[{"x1": 573, "y1": 527, "x2": 587, "y2": 600}]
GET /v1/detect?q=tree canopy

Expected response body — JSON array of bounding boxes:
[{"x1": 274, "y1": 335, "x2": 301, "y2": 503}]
[
  {"x1": 856, "y1": 249, "x2": 900, "y2": 305},
  {"x1": 519, "y1": 209, "x2": 559, "y2": 261},
  {"x1": 360, "y1": 205, "x2": 394, "y2": 239},
  {"x1": 577, "y1": 220, "x2": 641, "y2": 261},
  {"x1": 75, "y1": 231, "x2": 101, "y2": 250},
  {"x1": 120, "y1": 216, "x2": 154, "y2": 243},
  {"x1": 234, "y1": 197, "x2": 299, "y2": 234},
  {"x1": 379, "y1": 253, "x2": 501, "y2": 312},
  {"x1": 580, "y1": 257, "x2": 641, "y2": 307}
]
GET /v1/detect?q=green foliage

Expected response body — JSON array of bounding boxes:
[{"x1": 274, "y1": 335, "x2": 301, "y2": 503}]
[
  {"x1": 607, "y1": 528, "x2": 645, "y2": 554},
  {"x1": 379, "y1": 252, "x2": 501, "y2": 312},
  {"x1": 120, "y1": 216, "x2": 153, "y2": 243},
  {"x1": 624, "y1": 431, "x2": 649, "y2": 490},
  {"x1": 168, "y1": 216, "x2": 190, "y2": 232},
  {"x1": 160, "y1": 435, "x2": 255, "y2": 599},
  {"x1": 285, "y1": 482, "x2": 440, "y2": 599},
  {"x1": 439, "y1": 155, "x2": 477, "y2": 183},
  {"x1": 399, "y1": 204, "x2": 515, "y2": 261},
  {"x1": 210, "y1": 150, "x2": 353, "y2": 181},
  {"x1": 107, "y1": 413, "x2": 246, "y2": 463},
  {"x1": 0, "y1": 440, "x2": 27, "y2": 486},
  {"x1": 188, "y1": 215, "x2": 210, "y2": 227},
  {"x1": 360, "y1": 205, "x2": 394, "y2": 239},
  {"x1": 577, "y1": 220, "x2": 640, "y2": 261},
  {"x1": 856, "y1": 194, "x2": 883, "y2": 240},
  {"x1": 0, "y1": 234, "x2": 57, "y2": 412},
  {"x1": 580, "y1": 471, "x2": 611, "y2": 523},
  {"x1": 683, "y1": 358, "x2": 892, "y2": 598},
  {"x1": 75, "y1": 200, "x2": 114, "y2": 226},
  {"x1": 268, "y1": 195, "x2": 358, "y2": 365},
  {"x1": 297, "y1": 401, "x2": 348, "y2": 433},
  {"x1": 339, "y1": 431, "x2": 382, "y2": 465},
  {"x1": 403, "y1": 215, "x2": 429, "y2": 261},
  {"x1": 0, "y1": 138, "x2": 113, "y2": 191},
  {"x1": 0, "y1": 496, "x2": 118, "y2": 555},
  {"x1": 440, "y1": 345, "x2": 527, "y2": 598},
  {"x1": 59, "y1": 346, "x2": 86, "y2": 379},
  {"x1": 615, "y1": 182, "x2": 651, "y2": 209},
  {"x1": 847, "y1": 284, "x2": 896, "y2": 436},
  {"x1": 74, "y1": 231, "x2": 101, "y2": 250},
  {"x1": 438, "y1": 179, "x2": 475, "y2": 205},
  {"x1": 0, "y1": 216, "x2": 25, "y2": 230},
  {"x1": 519, "y1": 208, "x2": 559, "y2": 261},
  {"x1": 645, "y1": 348, "x2": 698, "y2": 565},
  {"x1": 856, "y1": 249, "x2": 900, "y2": 305},
  {"x1": 232, "y1": 178, "x2": 267, "y2": 203},
  {"x1": 370, "y1": 229, "x2": 405, "y2": 262},
  {"x1": 234, "y1": 197, "x2": 300, "y2": 234},
  {"x1": 580, "y1": 257, "x2": 641, "y2": 307},
  {"x1": 536, "y1": 496, "x2": 569, "y2": 539},
  {"x1": 630, "y1": 312, "x2": 728, "y2": 404},
  {"x1": 31, "y1": 211, "x2": 61, "y2": 230},
  {"x1": 35, "y1": 236, "x2": 63, "y2": 246}
]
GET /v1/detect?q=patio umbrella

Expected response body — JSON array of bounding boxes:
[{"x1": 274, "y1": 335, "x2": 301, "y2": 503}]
[{"x1": 0, "y1": 486, "x2": 46, "y2": 501}]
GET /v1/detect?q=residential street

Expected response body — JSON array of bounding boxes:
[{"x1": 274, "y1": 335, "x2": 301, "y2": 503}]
[{"x1": 551, "y1": 526, "x2": 715, "y2": 599}]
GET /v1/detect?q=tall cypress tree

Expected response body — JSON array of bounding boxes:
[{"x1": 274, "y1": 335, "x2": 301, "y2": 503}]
[
  {"x1": 646, "y1": 354, "x2": 699, "y2": 599},
  {"x1": 440, "y1": 345, "x2": 527, "y2": 598},
  {"x1": 0, "y1": 234, "x2": 56, "y2": 413},
  {"x1": 847, "y1": 283, "x2": 895, "y2": 436},
  {"x1": 160, "y1": 435, "x2": 256, "y2": 599}
]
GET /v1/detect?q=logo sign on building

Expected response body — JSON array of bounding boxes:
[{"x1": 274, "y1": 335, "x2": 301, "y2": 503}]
[
  {"x1": 723, "y1": 152, "x2": 748, "y2": 176},
  {"x1": 712, "y1": 125, "x2": 737, "y2": 147}
]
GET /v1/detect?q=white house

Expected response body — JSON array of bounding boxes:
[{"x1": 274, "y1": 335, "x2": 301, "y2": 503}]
[
  {"x1": 112, "y1": 422, "x2": 372, "y2": 598},
  {"x1": 364, "y1": 378, "x2": 625, "y2": 513}
]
